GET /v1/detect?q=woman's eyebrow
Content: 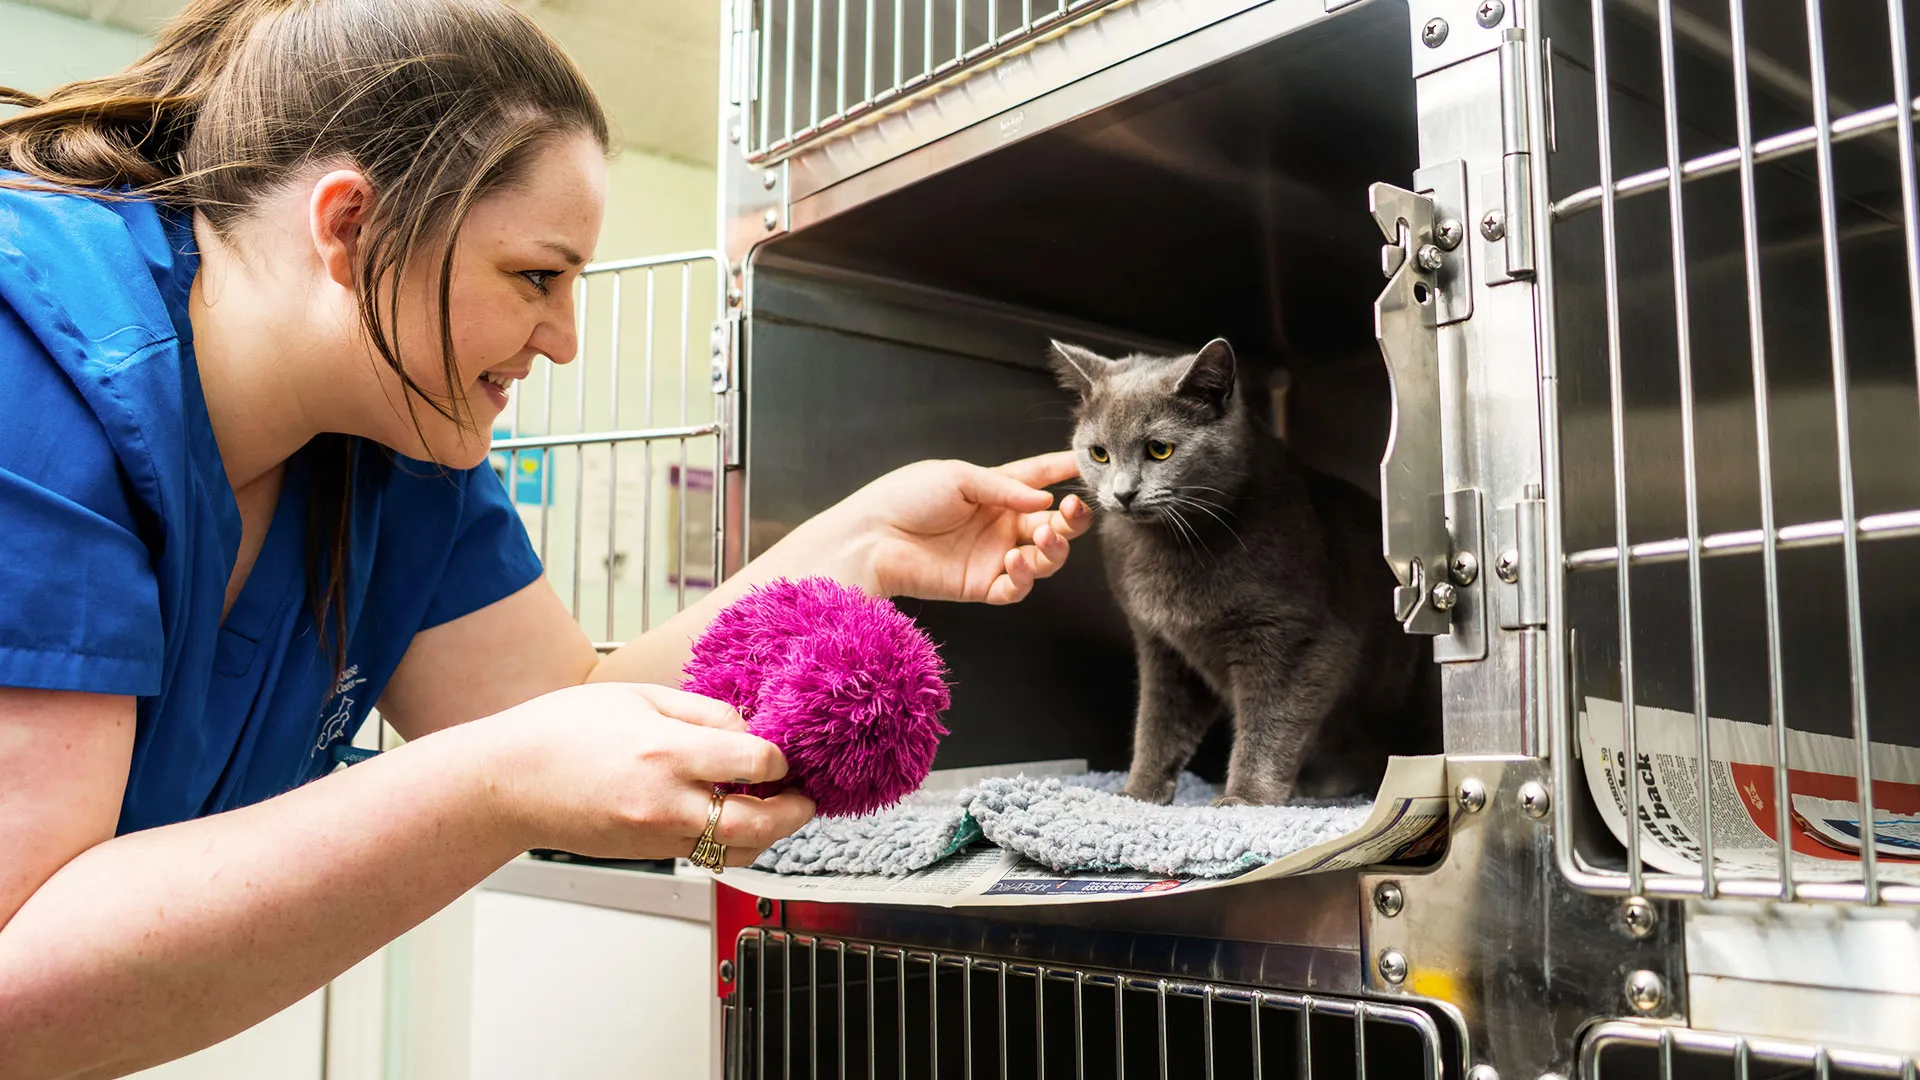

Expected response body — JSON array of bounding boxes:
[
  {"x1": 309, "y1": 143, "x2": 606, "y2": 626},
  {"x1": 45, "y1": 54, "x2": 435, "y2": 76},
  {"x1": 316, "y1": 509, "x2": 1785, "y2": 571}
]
[{"x1": 535, "y1": 239, "x2": 587, "y2": 266}]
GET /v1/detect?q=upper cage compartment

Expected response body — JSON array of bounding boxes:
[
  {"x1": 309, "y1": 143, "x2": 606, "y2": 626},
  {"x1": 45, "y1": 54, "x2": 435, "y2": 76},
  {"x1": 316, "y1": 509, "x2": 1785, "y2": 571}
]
[{"x1": 737, "y1": 0, "x2": 1418, "y2": 772}]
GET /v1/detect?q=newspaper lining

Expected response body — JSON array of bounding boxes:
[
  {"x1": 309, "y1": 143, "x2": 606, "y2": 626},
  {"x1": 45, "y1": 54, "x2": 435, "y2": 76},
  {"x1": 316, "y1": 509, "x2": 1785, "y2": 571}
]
[
  {"x1": 1578, "y1": 697, "x2": 1920, "y2": 882},
  {"x1": 720, "y1": 755, "x2": 1450, "y2": 907}
]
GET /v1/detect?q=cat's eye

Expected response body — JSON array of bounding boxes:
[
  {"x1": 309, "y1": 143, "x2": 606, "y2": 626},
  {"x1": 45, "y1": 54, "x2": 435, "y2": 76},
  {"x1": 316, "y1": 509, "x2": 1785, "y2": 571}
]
[
  {"x1": 1146, "y1": 439, "x2": 1175, "y2": 461},
  {"x1": 1088, "y1": 445, "x2": 1110, "y2": 464}
]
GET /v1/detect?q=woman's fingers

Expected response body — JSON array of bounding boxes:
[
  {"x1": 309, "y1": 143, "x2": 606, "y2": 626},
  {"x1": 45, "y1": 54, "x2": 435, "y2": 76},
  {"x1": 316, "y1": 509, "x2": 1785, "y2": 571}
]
[
  {"x1": 632, "y1": 684, "x2": 747, "y2": 732},
  {"x1": 995, "y1": 450, "x2": 1081, "y2": 489},
  {"x1": 954, "y1": 462, "x2": 1054, "y2": 514},
  {"x1": 673, "y1": 788, "x2": 816, "y2": 851},
  {"x1": 673, "y1": 724, "x2": 790, "y2": 785}
]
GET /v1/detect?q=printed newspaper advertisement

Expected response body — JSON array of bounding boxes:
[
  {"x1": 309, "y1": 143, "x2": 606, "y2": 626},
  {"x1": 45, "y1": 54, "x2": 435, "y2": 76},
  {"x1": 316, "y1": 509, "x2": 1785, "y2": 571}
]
[
  {"x1": 720, "y1": 755, "x2": 1450, "y2": 908},
  {"x1": 1579, "y1": 698, "x2": 1920, "y2": 882}
]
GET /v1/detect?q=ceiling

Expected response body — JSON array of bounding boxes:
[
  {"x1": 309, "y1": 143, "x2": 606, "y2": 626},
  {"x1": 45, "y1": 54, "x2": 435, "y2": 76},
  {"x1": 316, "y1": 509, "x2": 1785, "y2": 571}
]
[{"x1": 20, "y1": 0, "x2": 722, "y2": 167}]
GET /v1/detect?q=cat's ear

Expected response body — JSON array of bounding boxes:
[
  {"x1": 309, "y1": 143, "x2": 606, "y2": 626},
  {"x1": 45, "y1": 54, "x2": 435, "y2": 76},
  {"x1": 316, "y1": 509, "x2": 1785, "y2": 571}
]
[
  {"x1": 1175, "y1": 338, "x2": 1237, "y2": 412},
  {"x1": 1049, "y1": 340, "x2": 1111, "y2": 399}
]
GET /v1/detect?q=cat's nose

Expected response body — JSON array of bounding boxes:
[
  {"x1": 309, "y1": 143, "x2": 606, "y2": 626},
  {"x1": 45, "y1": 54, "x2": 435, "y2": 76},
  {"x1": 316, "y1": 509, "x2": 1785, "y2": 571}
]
[{"x1": 1114, "y1": 489, "x2": 1137, "y2": 508}]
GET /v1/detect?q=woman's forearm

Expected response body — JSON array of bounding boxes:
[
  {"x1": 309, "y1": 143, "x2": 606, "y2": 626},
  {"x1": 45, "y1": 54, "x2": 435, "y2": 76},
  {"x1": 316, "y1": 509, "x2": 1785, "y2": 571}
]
[{"x1": 0, "y1": 721, "x2": 525, "y2": 1080}]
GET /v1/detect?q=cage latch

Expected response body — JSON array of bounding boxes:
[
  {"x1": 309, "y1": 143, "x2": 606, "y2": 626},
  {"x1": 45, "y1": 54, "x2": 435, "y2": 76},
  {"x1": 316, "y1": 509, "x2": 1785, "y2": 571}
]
[{"x1": 1371, "y1": 182, "x2": 1453, "y2": 636}]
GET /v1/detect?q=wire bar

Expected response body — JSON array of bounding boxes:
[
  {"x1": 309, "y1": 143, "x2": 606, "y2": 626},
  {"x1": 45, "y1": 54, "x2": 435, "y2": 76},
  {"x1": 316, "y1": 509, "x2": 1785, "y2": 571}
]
[
  {"x1": 1895, "y1": 0, "x2": 1920, "y2": 437},
  {"x1": 1655, "y1": 0, "x2": 1714, "y2": 894},
  {"x1": 1590, "y1": 0, "x2": 1646, "y2": 895},
  {"x1": 1552, "y1": 96, "x2": 1920, "y2": 220},
  {"x1": 487, "y1": 424, "x2": 719, "y2": 452},
  {"x1": 604, "y1": 273, "x2": 622, "y2": 642},
  {"x1": 1805, "y1": 0, "x2": 1882, "y2": 902}
]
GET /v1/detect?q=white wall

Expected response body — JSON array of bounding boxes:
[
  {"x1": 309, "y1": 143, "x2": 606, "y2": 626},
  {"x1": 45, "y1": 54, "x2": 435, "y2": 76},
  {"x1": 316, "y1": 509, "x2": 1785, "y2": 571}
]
[{"x1": 0, "y1": 0, "x2": 149, "y2": 96}]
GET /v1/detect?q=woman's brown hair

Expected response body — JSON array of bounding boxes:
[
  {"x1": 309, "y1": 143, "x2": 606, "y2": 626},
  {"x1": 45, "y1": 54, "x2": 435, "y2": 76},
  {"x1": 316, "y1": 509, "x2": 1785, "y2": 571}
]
[{"x1": 0, "y1": 0, "x2": 609, "y2": 673}]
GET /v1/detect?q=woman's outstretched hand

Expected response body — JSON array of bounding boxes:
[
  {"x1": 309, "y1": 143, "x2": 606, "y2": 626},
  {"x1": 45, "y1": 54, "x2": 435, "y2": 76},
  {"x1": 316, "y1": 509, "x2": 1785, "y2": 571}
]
[{"x1": 826, "y1": 452, "x2": 1092, "y2": 604}]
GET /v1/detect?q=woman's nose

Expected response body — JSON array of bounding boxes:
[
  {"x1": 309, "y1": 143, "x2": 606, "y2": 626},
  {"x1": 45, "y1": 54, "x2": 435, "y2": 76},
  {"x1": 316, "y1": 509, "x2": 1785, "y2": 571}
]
[{"x1": 530, "y1": 316, "x2": 579, "y2": 366}]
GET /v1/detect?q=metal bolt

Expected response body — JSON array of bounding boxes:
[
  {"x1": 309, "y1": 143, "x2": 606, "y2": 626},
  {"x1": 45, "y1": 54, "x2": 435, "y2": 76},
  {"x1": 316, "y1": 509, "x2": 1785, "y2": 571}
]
[
  {"x1": 1450, "y1": 550, "x2": 1479, "y2": 586},
  {"x1": 719, "y1": 959, "x2": 736, "y2": 982},
  {"x1": 1434, "y1": 218, "x2": 1464, "y2": 251},
  {"x1": 1416, "y1": 243, "x2": 1446, "y2": 272},
  {"x1": 1519, "y1": 780, "x2": 1551, "y2": 818},
  {"x1": 1457, "y1": 776, "x2": 1488, "y2": 814},
  {"x1": 762, "y1": 208, "x2": 780, "y2": 231},
  {"x1": 762, "y1": 170, "x2": 779, "y2": 190},
  {"x1": 1422, "y1": 17, "x2": 1449, "y2": 47},
  {"x1": 1626, "y1": 969, "x2": 1666, "y2": 1013},
  {"x1": 1481, "y1": 209, "x2": 1508, "y2": 242},
  {"x1": 1373, "y1": 881, "x2": 1405, "y2": 918},
  {"x1": 756, "y1": 897, "x2": 774, "y2": 919},
  {"x1": 1496, "y1": 548, "x2": 1520, "y2": 584},
  {"x1": 1378, "y1": 949, "x2": 1409, "y2": 985},
  {"x1": 1468, "y1": 1067, "x2": 1500, "y2": 1080},
  {"x1": 727, "y1": 286, "x2": 744, "y2": 307},
  {"x1": 1477, "y1": 0, "x2": 1506, "y2": 28},
  {"x1": 1429, "y1": 581, "x2": 1457, "y2": 612},
  {"x1": 1622, "y1": 896, "x2": 1659, "y2": 939},
  {"x1": 728, "y1": 122, "x2": 743, "y2": 144}
]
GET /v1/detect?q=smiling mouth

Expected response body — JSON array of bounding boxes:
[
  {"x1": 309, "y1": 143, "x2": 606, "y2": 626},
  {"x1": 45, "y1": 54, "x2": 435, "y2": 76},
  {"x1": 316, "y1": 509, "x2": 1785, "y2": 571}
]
[{"x1": 482, "y1": 371, "x2": 517, "y2": 392}]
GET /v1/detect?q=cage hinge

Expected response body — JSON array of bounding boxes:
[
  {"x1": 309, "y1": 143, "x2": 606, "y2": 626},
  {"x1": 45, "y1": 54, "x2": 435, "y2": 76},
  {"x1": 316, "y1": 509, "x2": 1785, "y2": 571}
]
[
  {"x1": 1495, "y1": 489, "x2": 1547, "y2": 629},
  {"x1": 712, "y1": 313, "x2": 744, "y2": 468},
  {"x1": 1493, "y1": 28, "x2": 1537, "y2": 279},
  {"x1": 1371, "y1": 182, "x2": 1451, "y2": 636}
]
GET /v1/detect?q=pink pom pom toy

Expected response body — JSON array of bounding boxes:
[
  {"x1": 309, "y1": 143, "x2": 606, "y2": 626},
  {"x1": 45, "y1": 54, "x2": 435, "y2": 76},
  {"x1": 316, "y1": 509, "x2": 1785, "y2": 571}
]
[{"x1": 681, "y1": 577, "x2": 951, "y2": 817}]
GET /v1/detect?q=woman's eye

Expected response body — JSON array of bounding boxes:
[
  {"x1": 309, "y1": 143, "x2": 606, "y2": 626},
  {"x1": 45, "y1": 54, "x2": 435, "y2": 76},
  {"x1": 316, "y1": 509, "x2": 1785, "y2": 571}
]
[
  {"x1": 1088, "y1": 445, "x2": 1110, "y2": 464},
  {"x1": 519, "y1": 270, "x2": 562, "y2": 294},
  {"x1": 1146, "y1": 440, "x2": 1174, "y2": 461}
]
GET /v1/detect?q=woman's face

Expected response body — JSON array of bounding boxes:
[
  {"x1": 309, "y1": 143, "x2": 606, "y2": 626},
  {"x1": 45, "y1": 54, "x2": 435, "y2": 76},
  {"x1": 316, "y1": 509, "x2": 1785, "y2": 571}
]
[{"x1": 374, "y1": 133, "x2": 607, "y2": 469}]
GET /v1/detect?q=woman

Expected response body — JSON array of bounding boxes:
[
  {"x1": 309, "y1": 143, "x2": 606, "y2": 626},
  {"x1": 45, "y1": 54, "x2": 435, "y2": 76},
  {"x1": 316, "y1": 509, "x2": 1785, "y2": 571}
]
[{"x1": 0, "y1": 1, "x2": 1090, "y2": 1075}]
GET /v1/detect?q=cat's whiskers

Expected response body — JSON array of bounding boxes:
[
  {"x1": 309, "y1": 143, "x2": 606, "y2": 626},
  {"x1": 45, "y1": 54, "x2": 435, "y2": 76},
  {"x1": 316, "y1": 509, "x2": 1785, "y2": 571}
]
[{"x1": 1165, "y1": 494, "x2": 1248, "y2": 551}]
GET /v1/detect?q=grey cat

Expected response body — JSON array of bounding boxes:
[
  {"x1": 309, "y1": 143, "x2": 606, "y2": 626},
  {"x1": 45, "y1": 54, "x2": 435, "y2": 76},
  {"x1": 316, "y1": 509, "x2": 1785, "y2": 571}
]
[{"x1": 1051, "y1": 337, "x2": 1437, "y2": 806}]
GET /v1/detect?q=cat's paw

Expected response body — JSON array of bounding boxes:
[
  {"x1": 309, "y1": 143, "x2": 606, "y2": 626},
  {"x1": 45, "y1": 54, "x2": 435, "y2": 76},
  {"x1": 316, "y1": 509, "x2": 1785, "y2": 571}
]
[
  {"x1": 1210, "y1": 795, "x2": 1253, "y2": 808},
  {"x1": 1122, "y1": 776, "x2": 1178, "y2": 804}
]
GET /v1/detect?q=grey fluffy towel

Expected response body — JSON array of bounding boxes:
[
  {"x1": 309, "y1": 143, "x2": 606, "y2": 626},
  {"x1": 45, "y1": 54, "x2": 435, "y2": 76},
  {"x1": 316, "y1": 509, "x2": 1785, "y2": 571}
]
[{"x1": 754, "y1": 771, "x2": 1370, "y2": 879}]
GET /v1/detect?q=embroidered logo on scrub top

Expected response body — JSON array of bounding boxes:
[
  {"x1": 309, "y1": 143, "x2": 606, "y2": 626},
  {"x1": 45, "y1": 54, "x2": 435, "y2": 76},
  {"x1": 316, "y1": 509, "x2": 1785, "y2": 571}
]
[{"x1": 312, "y1": 664, "x2": 369, "y2": 757}]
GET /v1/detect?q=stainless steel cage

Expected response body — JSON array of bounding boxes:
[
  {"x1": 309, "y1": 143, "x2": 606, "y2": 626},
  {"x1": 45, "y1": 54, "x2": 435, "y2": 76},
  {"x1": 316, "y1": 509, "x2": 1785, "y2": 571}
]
[
  {"x1": 1582, "y1": 1022, "x2": 1920, "y2": 1080},
  {"x1": 735, "y1": 0, "x2": 1126, "y2": 162},
  {"x1": 708, "y1": 0, "x2": 1920, "y2": 1075},
  {"x1": 727, "y1": 928, "x2": 1449, "y2": 1080},
  {"x1": 489, "y1": 251, "x2": 725, "y2": 647}
]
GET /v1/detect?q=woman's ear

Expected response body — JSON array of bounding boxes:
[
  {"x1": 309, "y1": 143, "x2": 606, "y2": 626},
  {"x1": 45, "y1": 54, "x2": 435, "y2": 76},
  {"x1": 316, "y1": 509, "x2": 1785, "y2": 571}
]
[{"x1": 308, "y1": 169, "x2": 375, "y2": 290}]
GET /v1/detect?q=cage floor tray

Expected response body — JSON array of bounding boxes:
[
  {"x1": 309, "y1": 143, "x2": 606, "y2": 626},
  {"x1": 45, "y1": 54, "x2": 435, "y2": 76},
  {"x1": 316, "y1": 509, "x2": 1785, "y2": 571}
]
[{"x1": 718, "y1": 755, "x2": 1448, "y2": 907}]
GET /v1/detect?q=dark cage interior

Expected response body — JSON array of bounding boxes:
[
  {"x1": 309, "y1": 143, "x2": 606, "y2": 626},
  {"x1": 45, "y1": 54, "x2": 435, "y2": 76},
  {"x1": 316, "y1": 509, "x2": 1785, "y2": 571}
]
[
  {"x1": 1544, "y1": 0, "x2": 1920, "y2": 872},
  {"x1": 741, "y1": 0, "x2": 1422, "y2": 773}
]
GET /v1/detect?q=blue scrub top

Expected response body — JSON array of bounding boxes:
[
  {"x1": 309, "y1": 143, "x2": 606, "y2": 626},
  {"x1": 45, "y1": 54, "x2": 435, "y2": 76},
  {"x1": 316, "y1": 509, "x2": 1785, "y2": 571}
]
[{"x1": 0, "y1": 176, "x2": 545, "y2": 834}]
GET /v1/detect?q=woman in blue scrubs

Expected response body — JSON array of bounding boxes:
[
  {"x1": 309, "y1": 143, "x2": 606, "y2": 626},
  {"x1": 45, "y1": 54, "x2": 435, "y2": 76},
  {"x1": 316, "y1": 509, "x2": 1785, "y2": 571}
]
[{"x1": 0, "y1": 1, "x2": 1090, "y2": 1075}]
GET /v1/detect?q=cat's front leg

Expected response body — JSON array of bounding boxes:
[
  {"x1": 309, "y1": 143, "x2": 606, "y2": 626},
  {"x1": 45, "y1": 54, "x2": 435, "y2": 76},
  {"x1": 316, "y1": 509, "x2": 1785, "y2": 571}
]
[
  {"x1": 1220, "y1": 639, "x2": 1356, "y2": 806},
  {"x1": 1123, "y1": 631, "x2": 1219, "y2": 804}
]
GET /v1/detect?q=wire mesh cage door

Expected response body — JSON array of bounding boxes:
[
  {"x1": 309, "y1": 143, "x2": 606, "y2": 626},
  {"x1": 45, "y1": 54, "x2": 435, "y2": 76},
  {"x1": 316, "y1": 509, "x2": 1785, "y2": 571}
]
[
  {"x1": 1534, "y1": 0, "x2": 1920, "y2": 903},
  {"x1": 737, "y1": 0, "x2": 1127, "y2": 161},
  {"x1": 490, "y1": 252, "x2": 726, "y2": 647},
  {"x1": 725, "y1": 929, "x2": 1450, "y2": 1080}
]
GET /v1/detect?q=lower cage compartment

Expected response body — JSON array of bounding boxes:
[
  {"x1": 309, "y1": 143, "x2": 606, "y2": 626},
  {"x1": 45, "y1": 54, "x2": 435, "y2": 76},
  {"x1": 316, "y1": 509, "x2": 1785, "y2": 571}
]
[
  {"x1": 725, "y1": 928, "x2": 1451, "y2": 1080},
  {"x1": 1581, "y1": 1022, "x2": 1920, "y2": 1080}
]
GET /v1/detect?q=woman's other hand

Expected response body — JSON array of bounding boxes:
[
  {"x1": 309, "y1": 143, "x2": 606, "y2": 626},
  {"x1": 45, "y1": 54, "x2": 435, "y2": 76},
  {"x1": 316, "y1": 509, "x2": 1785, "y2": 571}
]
[
  {"x1": 478, "y1": 682, "x2": 814, "y2": 866},
  {"x1": 829, "y1": 452, "x2": 1092, "y2": 604}
]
